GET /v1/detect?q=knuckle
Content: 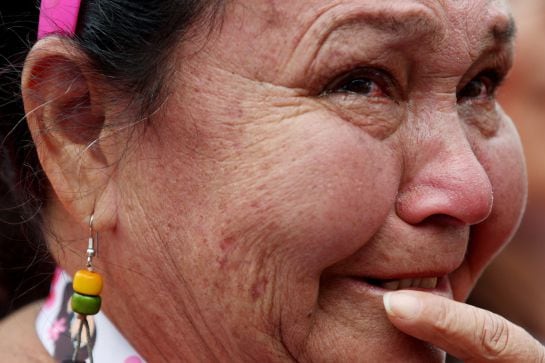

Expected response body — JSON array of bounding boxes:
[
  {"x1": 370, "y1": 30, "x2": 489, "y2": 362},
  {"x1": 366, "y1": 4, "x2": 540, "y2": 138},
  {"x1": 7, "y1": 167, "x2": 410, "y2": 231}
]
[
  {"x1": 476, "y1": 312, "x2": 511, "y2": 359},
  {"x1": 432, "y1": 298, "x2": 455, "y2": 335}
]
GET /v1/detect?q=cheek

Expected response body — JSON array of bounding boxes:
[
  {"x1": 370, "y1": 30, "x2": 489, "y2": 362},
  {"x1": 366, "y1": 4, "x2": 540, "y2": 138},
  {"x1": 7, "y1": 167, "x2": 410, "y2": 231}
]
[{"x1": 221, "y1": 113, "x2": 401, "y2": 277}]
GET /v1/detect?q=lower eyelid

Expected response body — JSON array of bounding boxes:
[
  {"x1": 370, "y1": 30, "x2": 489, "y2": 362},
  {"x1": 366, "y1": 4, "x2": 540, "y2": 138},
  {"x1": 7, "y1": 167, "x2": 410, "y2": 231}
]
[
  {"x1": 458, "y1": 103, "x2": 501, "y2": 137},
  {"x1": 326, "y1": 92, "x2": 393, "y2": 106}
]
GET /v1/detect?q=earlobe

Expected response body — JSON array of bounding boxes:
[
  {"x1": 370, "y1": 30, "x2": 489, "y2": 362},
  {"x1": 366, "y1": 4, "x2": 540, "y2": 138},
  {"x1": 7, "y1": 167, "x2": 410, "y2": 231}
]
[{"x1": 22, "y1": 37, "x2": 117, "y2": 230}]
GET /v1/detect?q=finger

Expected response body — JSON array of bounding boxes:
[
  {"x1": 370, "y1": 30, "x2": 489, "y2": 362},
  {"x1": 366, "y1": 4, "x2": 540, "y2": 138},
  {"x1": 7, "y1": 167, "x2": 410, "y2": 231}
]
[{"x1": 383, "y1": 290, "x2": 545, "y2": 363}]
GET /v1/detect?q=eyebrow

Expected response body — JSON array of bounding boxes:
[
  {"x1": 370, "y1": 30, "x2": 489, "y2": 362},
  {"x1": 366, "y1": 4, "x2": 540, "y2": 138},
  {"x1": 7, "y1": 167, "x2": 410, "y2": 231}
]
[
  {"x1": 317, "y1": 4, "x2": 518, "y2": 47},
  {"x1": 340, "y1": 8, "x2": 443, "y2": 41}
]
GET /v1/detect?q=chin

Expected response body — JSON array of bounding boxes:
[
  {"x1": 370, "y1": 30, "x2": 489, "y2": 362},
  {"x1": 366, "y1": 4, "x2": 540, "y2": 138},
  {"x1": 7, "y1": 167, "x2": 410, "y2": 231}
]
[
  {"x1": 383, "y1": 332, "x2": 446, "y2": 363},
  {"x1": 300, "y1": 326, "x2": 445, "y2": 363},
  {"x1": 287, "y1": 296, "x2": 446, "y2": 363}
]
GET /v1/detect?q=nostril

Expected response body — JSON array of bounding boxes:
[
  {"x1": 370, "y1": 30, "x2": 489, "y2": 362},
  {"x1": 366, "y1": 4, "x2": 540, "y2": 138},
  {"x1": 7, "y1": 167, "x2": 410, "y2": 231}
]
[
  {"x1": 396, "y1": 181, "x2": 493, "y2": 226},
  {"x1": 421, "y1": 214, "x2": 465, "y2": 227}
]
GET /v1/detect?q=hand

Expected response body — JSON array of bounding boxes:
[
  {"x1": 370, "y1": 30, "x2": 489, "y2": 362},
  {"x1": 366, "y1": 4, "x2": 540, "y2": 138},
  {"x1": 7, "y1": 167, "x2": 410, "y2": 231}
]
[{"x1": 383, "y1": 290, "x2": 545, "y2": 362}]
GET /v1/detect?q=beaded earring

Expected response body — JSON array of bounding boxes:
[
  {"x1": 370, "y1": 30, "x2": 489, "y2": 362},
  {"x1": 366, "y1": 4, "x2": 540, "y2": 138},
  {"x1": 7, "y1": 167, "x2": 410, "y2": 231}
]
[{"x1": 71, "y1": 214, "x2": 103, "y2": 363}]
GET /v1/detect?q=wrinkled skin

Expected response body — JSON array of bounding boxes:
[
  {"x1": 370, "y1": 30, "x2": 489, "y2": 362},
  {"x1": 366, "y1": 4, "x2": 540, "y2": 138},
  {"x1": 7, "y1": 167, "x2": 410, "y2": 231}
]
[{"x1": 40, "y1": 0, "x2": 526, "y2": 362}]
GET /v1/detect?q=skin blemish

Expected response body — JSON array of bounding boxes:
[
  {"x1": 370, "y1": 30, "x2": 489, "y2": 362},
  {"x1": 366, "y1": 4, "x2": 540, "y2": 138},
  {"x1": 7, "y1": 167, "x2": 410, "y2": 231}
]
[
  {"x1": 251, "y1": 278, "x2": 269, "y2": 302},
  {"x1": 220, "y1": 236, "x2": 236, "y2": 251},
  {"x1": 216, "y1": 255, "x2": 228, "y2": 269}
]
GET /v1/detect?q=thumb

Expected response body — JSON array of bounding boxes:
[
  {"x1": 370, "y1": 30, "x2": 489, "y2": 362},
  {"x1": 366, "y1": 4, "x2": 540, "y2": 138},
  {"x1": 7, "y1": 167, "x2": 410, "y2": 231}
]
[{"x1": 383, "y1": 290, "x2": 545, "y2": 363}]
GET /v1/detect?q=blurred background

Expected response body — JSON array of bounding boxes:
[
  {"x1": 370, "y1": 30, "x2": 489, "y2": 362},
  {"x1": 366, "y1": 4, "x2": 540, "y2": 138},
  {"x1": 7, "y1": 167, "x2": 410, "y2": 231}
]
[{"x1": 468, "y1": 0, "x2": 545, "y2": 344}]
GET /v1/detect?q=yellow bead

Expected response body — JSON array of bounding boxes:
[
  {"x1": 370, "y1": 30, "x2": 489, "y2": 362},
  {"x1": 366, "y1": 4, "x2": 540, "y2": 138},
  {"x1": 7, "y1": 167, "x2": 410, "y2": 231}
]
[{"x1": 73, "y1": 269, "x2": 103, "y2": 296}]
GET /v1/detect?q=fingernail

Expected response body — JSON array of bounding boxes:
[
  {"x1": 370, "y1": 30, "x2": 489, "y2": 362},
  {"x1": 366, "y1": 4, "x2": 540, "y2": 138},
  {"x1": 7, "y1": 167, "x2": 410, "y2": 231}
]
[{"x1": 383, "y1": 292, "x2": 422, "y2": 319}]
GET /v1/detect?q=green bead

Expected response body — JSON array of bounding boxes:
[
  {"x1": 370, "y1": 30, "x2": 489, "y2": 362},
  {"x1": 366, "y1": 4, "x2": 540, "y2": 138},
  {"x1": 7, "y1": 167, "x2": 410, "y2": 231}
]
[{"x1": 71, "y1": 292, "x2": 101, "y2": 315}]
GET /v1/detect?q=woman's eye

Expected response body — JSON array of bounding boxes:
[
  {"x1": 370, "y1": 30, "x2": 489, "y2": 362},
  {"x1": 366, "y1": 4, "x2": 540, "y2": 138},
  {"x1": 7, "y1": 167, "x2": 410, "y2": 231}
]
[
  {"x1": 323, "y1": 68, "x2": 394, "y2": 98},
  {"x1": 338, "y1": 78, "x2": 383, "y2": 97},
  {"x1": 457, "y1": 71, "x2": 503, "y2": 102}
]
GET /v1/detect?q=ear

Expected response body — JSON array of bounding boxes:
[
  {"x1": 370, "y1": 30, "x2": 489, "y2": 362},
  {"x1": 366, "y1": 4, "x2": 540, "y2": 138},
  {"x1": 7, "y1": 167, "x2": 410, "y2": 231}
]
[{"x1": 22, "y1": 37, "x2": 119, "y2": 231}]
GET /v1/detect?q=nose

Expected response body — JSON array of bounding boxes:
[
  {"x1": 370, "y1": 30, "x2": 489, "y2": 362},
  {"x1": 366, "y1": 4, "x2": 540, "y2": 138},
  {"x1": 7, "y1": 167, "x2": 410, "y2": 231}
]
[{"x1": 396, "y1": 122, "x2": 493, "y2": 226}]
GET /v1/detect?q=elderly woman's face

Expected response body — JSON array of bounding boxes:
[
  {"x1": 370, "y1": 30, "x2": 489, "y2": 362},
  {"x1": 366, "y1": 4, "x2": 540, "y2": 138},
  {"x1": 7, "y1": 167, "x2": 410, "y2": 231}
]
[{"x1": 111, "y1": 0, "x2": 524, "y2": 360}]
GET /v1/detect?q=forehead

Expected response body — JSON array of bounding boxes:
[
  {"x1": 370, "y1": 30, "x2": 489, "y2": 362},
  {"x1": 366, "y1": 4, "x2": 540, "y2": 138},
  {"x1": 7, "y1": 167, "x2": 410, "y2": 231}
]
[
  {"x1": 212, "y1": 0, "x2": 515, "y2": 85},
  {"x1": 238, "y1": 0, "x2": 514, "y2": 50},
  {"x1": 258, "y1": 0, "x2": 512, "y2": 26}
]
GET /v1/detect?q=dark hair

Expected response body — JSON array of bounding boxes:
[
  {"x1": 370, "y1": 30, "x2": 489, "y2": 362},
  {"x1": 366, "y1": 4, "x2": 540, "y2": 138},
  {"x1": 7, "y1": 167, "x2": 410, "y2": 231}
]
[{"x1": 0, "y1": 0, "x2": 222, "y2": 316}]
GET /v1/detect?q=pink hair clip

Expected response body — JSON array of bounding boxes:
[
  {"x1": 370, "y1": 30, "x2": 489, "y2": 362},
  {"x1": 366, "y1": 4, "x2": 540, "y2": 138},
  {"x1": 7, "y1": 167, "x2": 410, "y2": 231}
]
[{"x1": 38, "y1": 0, "x2": 82, "y2": 40}]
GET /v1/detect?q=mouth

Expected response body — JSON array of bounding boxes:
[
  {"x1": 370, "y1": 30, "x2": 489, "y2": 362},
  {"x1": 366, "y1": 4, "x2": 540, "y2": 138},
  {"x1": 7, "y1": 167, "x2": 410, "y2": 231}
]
[
  {"x1": 345, "y1": 274, "x2": 452, "y2": 298},
  {"x1": 365, "y1": 276, "x2": 439, "y2": 291}
]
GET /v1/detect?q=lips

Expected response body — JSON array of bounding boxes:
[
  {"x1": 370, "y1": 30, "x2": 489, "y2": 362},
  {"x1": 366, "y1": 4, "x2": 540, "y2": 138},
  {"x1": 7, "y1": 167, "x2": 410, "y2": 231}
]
[
  {"x1": 324, "y1": 221, "x2": 469, "y2": 300},
  {"x1": 366, "y1": 276, "x2": 439, "y2": 290},
  {"x1": 337, "y1": 274, "x2": 453, "y2": 299}
]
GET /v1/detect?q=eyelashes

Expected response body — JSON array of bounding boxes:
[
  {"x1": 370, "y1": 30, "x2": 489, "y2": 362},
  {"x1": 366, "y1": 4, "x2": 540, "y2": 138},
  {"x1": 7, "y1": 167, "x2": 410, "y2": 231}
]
[
  {"x1": 321, "y1": 67, "x2": 399, "y2": 100},
  {"x1": 456, "y1": 69, "x2": 505, "y2": 103},
  {"x1": 320, "y1": 66, "x2": 506, "y2": 103}
]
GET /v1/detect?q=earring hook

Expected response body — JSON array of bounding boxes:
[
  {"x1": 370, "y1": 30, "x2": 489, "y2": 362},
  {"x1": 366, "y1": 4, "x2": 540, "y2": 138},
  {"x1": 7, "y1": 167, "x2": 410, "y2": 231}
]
[{"x1": 87, "y1": 214, "x2": 98, "y2": 270}]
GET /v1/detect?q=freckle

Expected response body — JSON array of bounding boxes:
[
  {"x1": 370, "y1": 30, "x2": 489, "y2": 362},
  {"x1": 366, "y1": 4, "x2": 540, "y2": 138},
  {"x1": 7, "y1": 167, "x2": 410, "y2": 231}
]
[{"x1": 260, "y1": 161, "x2": 273, "y2": 172}]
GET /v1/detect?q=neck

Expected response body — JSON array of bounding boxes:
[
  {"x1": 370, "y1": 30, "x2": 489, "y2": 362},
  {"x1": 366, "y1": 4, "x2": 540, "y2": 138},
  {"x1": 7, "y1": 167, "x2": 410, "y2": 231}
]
[{"x1": 101, "y1": 273, "x2": 231, "y2": 361}]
